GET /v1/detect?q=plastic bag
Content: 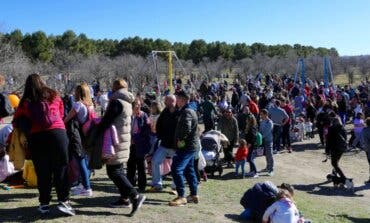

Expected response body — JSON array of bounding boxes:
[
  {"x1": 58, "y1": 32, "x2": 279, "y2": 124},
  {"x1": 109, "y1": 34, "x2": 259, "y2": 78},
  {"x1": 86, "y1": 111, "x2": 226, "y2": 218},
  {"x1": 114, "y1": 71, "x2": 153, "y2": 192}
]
[
  {"x1": 22, "y1": 159, "x2": 37, "y2": 187},
  {"x1": 0, "y1": 155, "x2": 15, "y2": 182},
  {"x1": 198, "y1": 150, "x2": 206, "y2": 170}
]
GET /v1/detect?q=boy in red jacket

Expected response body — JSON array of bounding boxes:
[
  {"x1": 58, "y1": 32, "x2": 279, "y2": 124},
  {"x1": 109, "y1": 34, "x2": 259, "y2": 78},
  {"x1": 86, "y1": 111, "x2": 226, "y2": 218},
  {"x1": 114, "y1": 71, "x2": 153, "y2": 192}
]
[{"x1": 235, "y1": 139, "x2": 249, "y2": 178}]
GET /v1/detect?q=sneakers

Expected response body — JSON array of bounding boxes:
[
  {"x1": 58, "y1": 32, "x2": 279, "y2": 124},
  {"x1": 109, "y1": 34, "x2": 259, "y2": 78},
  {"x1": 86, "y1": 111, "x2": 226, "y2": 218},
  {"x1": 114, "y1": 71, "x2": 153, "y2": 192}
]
[
  {"x1": 245, "y1": 172, "x2": 259, "y2": 178},
  {"x1": 57, "y1": 201, "x2": 75, "y2": 216},
  {"x1": 147, "y1": 186, "x2": 163, "y2": 193},
  {"x1": 38, "y1": 204, "x2": 50, "y2": 214},
  {"x1": 267, "y1": 171, "x2": 274, "y2": 176},
  {"x1": 71, "y1": 188, "x2": 93, "y2": 197},
  {"x1": 110, "y1": 199, "x2": 132, "y2": 208},
  {"x1": 169, "y1": 197, "x2": 187, "y2": 206},
  {"x1": 169, "y1": 188, "x2": 178, "y2": 195},
  {"x1": 129, "y1": 194, "x2": 146, "y2": 217},
  {"x1": 186, "y1": 195, "x2": 199, "y2": 204}
]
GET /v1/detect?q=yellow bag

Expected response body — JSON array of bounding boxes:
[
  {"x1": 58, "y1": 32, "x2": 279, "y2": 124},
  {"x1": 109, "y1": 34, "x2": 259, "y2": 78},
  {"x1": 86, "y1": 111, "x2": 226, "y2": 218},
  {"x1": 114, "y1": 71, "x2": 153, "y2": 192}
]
[
  {"x1": 22, "y1": 160, "x2": 37, "y2": 187},
  {"x1": 7, "y1": 128, "x2": 26, "y2": 170}
]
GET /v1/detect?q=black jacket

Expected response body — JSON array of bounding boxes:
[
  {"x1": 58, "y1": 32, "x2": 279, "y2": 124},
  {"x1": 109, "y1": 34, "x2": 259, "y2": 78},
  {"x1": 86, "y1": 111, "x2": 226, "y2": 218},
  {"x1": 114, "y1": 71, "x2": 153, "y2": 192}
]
[
  {"x1": 156, "y1": 107, "x2": 179, "y2": 149},
  {"x1": 66, "y1": 119, "x2": 84, "y2": 158},
  {"x1": 245, "y1": 125, "x2": 257, "y2": 150},
  {"x1": 326, "y1": 121, "x2": 347, "y2": 154},
  {"x1": 174, "y1": 104, "x2": 199, "y2": 151}
]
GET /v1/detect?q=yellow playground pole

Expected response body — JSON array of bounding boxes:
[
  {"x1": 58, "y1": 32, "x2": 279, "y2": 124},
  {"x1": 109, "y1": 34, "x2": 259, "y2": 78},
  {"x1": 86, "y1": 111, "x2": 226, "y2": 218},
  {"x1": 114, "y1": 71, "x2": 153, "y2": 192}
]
[{"x1": 168, "y1": 52, "x2": 173, "y2": 93}]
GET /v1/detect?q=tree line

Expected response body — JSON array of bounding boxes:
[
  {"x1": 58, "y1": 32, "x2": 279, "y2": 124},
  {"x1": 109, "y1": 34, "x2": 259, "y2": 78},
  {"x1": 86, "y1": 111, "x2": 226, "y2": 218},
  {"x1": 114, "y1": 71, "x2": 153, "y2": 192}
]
[
  {"x1": 1, "y1": 29, "x2": 339, "y2": 63},
  {"x1": 0, "y1": 29, "x2": 369, "y2": 94}
]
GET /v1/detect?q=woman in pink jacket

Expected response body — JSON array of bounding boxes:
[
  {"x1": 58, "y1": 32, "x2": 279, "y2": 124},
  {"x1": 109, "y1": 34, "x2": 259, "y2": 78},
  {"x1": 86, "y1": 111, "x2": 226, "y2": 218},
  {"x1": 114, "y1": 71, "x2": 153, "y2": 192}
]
[{"x1": 13, "y1": 74, "x2": 74, "y2": 216}]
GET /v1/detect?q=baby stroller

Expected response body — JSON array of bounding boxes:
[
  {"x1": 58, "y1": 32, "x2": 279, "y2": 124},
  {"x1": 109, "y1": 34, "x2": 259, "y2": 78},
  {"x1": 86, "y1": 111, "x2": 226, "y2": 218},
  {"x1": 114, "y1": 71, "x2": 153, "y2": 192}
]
[{"x1": 200, "y1": 130, "x2": 228, "y2": 177}]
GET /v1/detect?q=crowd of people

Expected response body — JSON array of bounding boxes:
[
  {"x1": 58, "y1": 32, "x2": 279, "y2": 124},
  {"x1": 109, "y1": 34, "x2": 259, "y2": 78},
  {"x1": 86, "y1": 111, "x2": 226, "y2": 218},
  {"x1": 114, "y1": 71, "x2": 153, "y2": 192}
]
[{"x1": 0, "y1": 72, "x2": 370, "y2": 222}]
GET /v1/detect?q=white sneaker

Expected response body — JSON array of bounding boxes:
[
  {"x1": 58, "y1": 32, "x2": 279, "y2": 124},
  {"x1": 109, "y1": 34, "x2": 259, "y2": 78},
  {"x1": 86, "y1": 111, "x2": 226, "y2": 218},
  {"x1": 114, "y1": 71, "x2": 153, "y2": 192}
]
[
  {"x1": 71, "y1": 184, "x2": 83, "y2": 191},
  {"x1": 267, "y1": 171, "x2": 274, "y2": 177},
  {"x1": 57, "y1": 201, "x2": 75, "y2": 216},
  {"x1": 72, "y1": 188, "x2": 93, "y2": 197},
  {"x1": 252, "y1": 173, "x2": 259, "y2": 178}
]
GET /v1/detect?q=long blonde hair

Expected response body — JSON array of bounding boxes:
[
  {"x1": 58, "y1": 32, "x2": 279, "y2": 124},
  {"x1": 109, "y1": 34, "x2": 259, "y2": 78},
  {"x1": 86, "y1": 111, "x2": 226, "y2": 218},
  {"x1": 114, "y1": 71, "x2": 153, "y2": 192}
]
[{"x1": 74, "y1": 83, "x2": 93, "y2": 106}]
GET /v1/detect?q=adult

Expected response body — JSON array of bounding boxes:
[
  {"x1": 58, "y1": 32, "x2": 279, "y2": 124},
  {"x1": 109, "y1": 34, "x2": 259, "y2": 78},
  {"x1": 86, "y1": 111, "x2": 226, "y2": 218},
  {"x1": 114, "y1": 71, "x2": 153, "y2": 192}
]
[
  {"x1": 244, "y1": 113, "x2": 258, "y2": 177},
  {"x1": 64, "y1": 83, "x2": 94, "y2": 197},
  {"x1": 268, "y1": 100, "x2": 289, "y2": 153},
  {"x1": 361, "y1": 118, "x2": 370, "y2": 184},
  {"x1": 148, "y1": 95, "x2": 179, "y2": 192},
  {"x1": 260, "y1": 109, "x2": 274, "y2": 176},
  {"x1": 100, "y1": 79, "x2": 145, "y2": 216},
  {"x1": 169, "y1": 90, "x2": 199, "y2": 206},
  {"x1": 13, "y1": 74, "x2": 74, "y2": 215},
  {"x1": 326, "y1": 114, "x2": 348, "y2": 183},
  {"x1": 218, "y1": 108, "x2": 239, "y2": 167},
  {"x1": 239, "y1": 182, "x2": 294, "y2": 222},
  {"x1": 281, "y1": 100, "x2": 293, "y2": 152},
  {"x1": 200, "y1": 95, "x2": 217, "y2": 132}
]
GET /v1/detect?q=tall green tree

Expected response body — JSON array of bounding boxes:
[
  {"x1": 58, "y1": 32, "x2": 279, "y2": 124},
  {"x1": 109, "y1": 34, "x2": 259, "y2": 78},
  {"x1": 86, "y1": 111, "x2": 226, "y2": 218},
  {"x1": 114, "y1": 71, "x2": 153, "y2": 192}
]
[
  {"x1": 22, "y1": 31, "x2": 54, "y2": 62},
  {"x1": 233, "y1": 43, "x2": 252, "y2": 60},
  {"x1": 187, "y1": 39, "x2": 207, "y2": 64}
]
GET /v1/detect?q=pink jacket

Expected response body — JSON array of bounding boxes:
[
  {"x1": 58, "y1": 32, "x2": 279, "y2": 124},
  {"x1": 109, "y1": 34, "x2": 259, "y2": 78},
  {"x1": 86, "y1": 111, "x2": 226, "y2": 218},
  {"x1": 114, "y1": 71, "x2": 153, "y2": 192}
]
[
  {"x1": 13, "y1": 96, "x2": 65, "y2": 134},
  {"x1": 102, "y1": 125, "x2": 119, "y2": 159}
]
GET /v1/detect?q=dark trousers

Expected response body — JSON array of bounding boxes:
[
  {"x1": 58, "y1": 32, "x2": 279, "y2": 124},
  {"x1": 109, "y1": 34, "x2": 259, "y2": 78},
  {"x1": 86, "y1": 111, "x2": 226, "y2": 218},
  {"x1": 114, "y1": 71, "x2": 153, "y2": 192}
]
[
  {"x1": 224, "y1": 140, "x2": 235, "y2": 163},
  {"x1": 331, "y1": 152, "x2": 346, "y2": 180},
  {"x1": 127, "y1": 145, "x2": 147, "y2": 191},
  {"x1": 203, "y1": 116, "x2": 215, "y2": 132},
  {"x1": 282, "y1": 124, "x2": 291, "y2": 147},
  {"x1": 29, "y1": 129, "x2": 70, "y2": 205},
  {"x1": 106, "y1": 163, "x2": 138, "y2": 200},
  {"x1": 171, "y1": 150, "x2": 198, "y2": 197},
  {"x1": 247, "y1": 147, "x2": 257, "y2": 173},
  {"x1": 318, "y1": 126, "x2": 324, "y2": 146},
  {"x1": 273, "y1": 125, "x2": 282, "y2": 151}
]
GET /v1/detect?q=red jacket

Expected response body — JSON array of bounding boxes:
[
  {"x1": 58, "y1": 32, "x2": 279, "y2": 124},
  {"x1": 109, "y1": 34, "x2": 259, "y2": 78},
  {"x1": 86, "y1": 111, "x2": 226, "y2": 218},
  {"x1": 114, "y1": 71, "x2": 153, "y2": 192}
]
[
  {"x1": 13, "y1": 96, "x2": 65, "y2": 134},
  {"x1": 249, "y1": 101, "x2": 260, "y2": 115},
  {"x1": 235, "y1": 146, "x2": 249, "y2": 161}
]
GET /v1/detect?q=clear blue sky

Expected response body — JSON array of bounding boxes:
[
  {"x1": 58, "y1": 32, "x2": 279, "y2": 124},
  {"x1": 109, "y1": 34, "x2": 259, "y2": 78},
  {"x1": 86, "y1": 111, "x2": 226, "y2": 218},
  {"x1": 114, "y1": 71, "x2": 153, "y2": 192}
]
[{"x1": 0, "y1": 0, "x2": 369, "y2": 56}]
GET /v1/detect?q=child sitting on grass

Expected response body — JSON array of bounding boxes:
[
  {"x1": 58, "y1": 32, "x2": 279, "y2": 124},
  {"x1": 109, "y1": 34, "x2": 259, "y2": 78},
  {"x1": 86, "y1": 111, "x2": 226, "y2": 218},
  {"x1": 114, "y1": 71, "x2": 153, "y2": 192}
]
[
  {"x1": 262, "y1": 186, "x2": 308, "y2": 223},
  {"x1": 234, "y1": 139, "x2": 249, "y2": 178}
]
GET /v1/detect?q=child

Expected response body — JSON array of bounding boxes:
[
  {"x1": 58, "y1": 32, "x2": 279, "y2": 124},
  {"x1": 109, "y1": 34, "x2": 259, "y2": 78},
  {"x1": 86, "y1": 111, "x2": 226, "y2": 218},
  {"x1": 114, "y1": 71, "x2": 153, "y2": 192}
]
[
  {"x1": 234, "y1": 139, "x2": 249, "y2": 178},
  {"x1": 148, "y1": 101, "x2": 161, "y2": 154},
  {"x1": 352, "y1": 112, "x2": 365, "y2": 149},
  {"x1": 262, "y1": 189, "x2": 301, "y2": 223},
  {"x1": 304, "y1": 119, "x2": 314, "y2": 139}
]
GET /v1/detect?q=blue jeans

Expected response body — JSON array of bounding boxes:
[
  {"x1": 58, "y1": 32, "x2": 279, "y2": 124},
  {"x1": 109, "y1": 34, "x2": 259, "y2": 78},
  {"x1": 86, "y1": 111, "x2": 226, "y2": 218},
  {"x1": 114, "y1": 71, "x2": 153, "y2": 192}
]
[
  {"x1": 264, "y1": 140, "x2": 274, "y2": 172},
  {"x1": 235, "y1": 159, "x2": 246, "y2": 176},
  {"x1": 151, "y1": 144, "x2": 176, "y2": 188},
  {"x1": 240, "y1": 208, "x2": 253, "y2": 220},
  {"x1": 171, "y1": 150, "x2": 198, "y2": 197},
  {"x1": 76, "y1": 155, "x2": 91, "y2": 190},
  {"x1": 247, "y1": 147, "x2": 257, "y2": 173}
]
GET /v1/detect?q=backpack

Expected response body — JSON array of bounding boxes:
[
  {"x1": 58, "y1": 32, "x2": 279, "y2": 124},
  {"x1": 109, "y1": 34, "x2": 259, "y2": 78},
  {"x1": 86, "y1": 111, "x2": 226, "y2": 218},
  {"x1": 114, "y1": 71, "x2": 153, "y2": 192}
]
[
  {"x1": 81, "y1": 108, "x2": 98, "y2": 136},
  {"x1": 255, "y1": 132, "x2": 262, "y2": 147},
  {"x1": 29, "y1": 101, "x2": 59, "y2": 129},
  {"x1": 0, "y1": 93, "x2": 14, "y2": 118}
]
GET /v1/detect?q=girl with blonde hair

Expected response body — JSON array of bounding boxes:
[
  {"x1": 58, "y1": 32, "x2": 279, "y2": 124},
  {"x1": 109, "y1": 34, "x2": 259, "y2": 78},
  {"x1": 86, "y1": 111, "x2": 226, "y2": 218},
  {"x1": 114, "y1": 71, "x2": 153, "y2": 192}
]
[{"x1": 64, "y1": 82, "x2": 96, "y2": 197}]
